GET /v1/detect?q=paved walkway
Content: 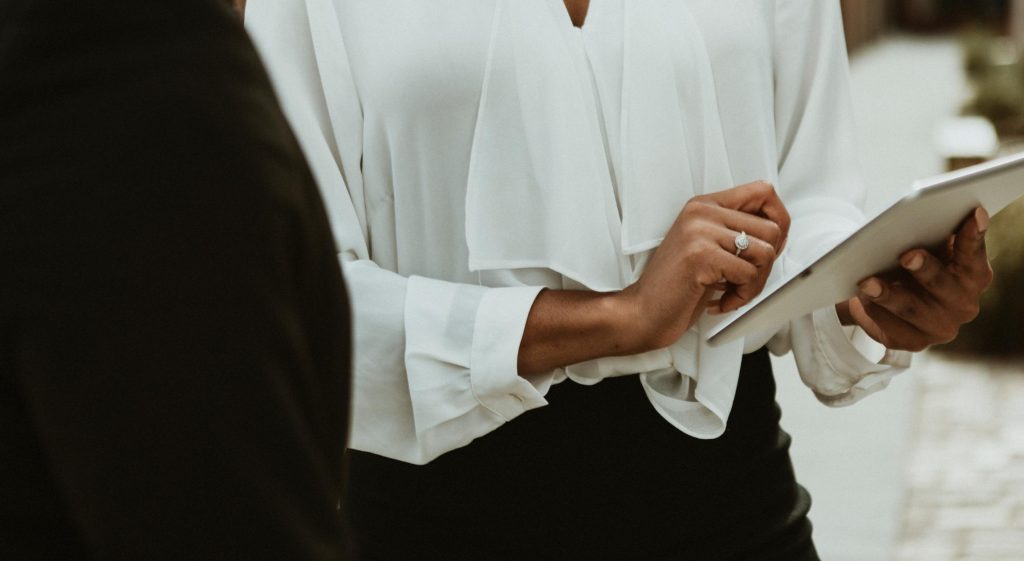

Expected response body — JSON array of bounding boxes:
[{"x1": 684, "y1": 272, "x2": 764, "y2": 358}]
[{"x1": 898, "y1": 353, "x2": 1024, "y2": 561}]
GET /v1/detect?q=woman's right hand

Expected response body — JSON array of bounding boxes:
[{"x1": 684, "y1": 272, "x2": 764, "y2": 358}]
[
  {"x1": 617, "y1": 180, "x2": 790, "y2": 351},
  {"x1": 518, "y1": 180, "x2": 789, "y2": 376}
]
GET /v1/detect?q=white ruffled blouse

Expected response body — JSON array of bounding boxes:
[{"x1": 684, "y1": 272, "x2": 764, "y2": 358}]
[{"x1": 247, "y1": 0, "x2": 913, "y2": 465}]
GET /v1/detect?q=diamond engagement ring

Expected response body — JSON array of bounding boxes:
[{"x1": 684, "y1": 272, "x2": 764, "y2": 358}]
[{"x1": 734, "y1": 231, "x2": 750, "y2": 256}]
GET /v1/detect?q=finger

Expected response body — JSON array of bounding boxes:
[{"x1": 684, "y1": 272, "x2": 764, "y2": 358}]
[
  {"x1": 718, "y1": 261, "x2": 770, "y2": 313},
  {"x1": 714, "y1": 206, "x2": 785, "y2": 253},
  {"x1": 952, "y1": 207, "x2": 989, "y2": 274},
  {"x1": 709, "y1": 180, "x2": 791, "y2": 243},
  {"x1": 689, "y1": 287, "x2": 721, "y2": 327},
  {"x1": 846, "y1": 297, "x2": 885, "y2": 345},
  {"x1": 750, "y1": 185, "x2": 791, "y2": 247},
  {"x1": 899, "y1": 247, "x2": 985, "y2": 326},
  {"x1": 715, "y1": 227, "x2": 776, "y2": 268},
  {"x1": 848, "y1": 297, "x2": 935, "y2": 352},
  {"x1": 706, "y1": 180, "x2": 771, "y2": 209},
  {"x1": 857, "y1": 276, "x2": 955, "y2": 340},
  {"x1": 709, "y1": 254, "x2": 761, "y2": 313},
  {"x1": 715, "y1": 252, "x2": 759, "y2": 289},
  {"x1": 899, "y1": 249, "x2": 958, "y2": 304},
  {"x1": 718, "y1": 273, "x2": 771, "y2": 313},
  {"x1": 943, "y1": 233, "x2": 956, "y2": 261}
]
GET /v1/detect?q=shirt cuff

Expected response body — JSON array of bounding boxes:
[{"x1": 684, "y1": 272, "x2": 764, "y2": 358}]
[
  {"x1": 470, "y1": 285, "x2": 548, "y2": 420},
  {"x1": 807, "y1": 305, "x2": 912, "y2": 407}
]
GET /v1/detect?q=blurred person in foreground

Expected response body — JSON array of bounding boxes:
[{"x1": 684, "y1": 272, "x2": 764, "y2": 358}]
[{"x1": 0, "y1": 0, "x2": 352, "y2": 559}]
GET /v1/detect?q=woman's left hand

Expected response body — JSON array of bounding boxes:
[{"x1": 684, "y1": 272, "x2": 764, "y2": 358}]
[{"x1": 836, "y1": 207, "x2": 994, "y2": 352}]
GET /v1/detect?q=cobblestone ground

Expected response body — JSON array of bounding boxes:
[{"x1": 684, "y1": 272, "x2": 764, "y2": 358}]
[{"x1": 898, "y1": 353, "x2": 1024, "y2": 561}]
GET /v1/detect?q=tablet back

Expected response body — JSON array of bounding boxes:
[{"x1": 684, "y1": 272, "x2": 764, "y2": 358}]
[{"x1": 707, "y1": 151, "x2": 1024, "y2": 346}]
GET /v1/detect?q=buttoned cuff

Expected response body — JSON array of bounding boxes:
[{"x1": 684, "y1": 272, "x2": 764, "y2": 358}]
[{"x1": 470, "y1": 285, "x2": 549, "y2": 420}]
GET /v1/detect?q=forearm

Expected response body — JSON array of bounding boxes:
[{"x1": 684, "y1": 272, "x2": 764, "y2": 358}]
[
  {"x1": 517, "y1": 181, "x2": 793, "y2": 378},
  {"x1": 518, "y1": 289, "x2": 648, "y2": 377}
]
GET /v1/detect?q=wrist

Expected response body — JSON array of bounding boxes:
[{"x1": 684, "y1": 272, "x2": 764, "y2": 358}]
[
  {"x1": 835, "y1": 299, "x2": 855, "y2": 326},
  {"x1": 604, "y1": 289, "x2": 660, "y2": 355}
]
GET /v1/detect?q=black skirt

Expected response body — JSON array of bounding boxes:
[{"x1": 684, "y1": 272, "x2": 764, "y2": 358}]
[{"x1": 345, "y1": 349, "x2": 820, "y2": 561}]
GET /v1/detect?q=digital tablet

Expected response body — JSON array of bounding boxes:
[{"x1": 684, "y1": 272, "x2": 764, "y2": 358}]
[{"x1": 706, "y1": 151, "x2": 1024, "y2": 346}]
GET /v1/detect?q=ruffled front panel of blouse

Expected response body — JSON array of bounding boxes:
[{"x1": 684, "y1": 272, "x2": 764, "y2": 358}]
[{"x1": 247, "y1": 0, "x2": 913, "y2": 463}]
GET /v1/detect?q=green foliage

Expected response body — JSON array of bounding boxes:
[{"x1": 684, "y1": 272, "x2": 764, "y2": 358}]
[
  {"x1": 963, "y1": 29, "x2": 999, "y2": 80},
  {"x1": 937, "y1": 32, "x2": 1024, "y2": 357},
  {"x1": 968, "y1": 71, "x2": 1024, "y2": 135},
  {"x1": 960, "y1": 31, "x2": 1024, "y2": 136}
]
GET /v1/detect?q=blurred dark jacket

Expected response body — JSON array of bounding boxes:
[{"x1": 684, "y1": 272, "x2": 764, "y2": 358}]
[{"x1": 0, "y1": 0, "x2": 352, "y2": 559}]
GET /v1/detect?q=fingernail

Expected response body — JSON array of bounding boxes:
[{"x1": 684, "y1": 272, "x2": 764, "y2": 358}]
[
  {"x1": 902, "y1": 253, "x2": 924, "y2": 272},
  {"x1": 976, "y1": 207, "x2": 989, "y2": 234},
  {"x1": 859, "y1": 278, "x2": 882, "y2": 299}
]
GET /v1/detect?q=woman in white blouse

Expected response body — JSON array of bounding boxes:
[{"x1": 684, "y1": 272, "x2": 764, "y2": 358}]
[{"x1": 247, "y1": 1, "x2": 991, "y2": 559}]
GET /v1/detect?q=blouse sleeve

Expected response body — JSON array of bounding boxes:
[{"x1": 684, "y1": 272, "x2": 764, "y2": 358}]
[
  {"x1": 246, "y1": 0, "x2": 549, "y2": 465},
  {"x1": 765, "y1": 0, "x2": 913, "y2": 405}
]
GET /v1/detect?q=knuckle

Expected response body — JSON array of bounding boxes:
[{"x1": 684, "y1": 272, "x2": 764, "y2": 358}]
[
  {"x1": 695, "y1": 268, "x2": 719, "y2": 287},
  {"x1": 742, "y1": 263, "x2": 759, "y2": 284},
  {"x1": 758, "y1": 240, "x2": 777, "y2": 264},
  {"x1": 939, "y1": 326, "x2": 960, "y2": 344},
  {"x1": 689, "y1": 260, "x2": 720, "y2": 286},
  {"x1": 736, "y1": 283, "x2": 759, "y2": 303},
  {"x1": 868, "y1": 284, "x2": 889, "y2": 303},
  {"x1": 921, "y1": 273, "x2": 945, "y2": 292},
  {"x1": 752, "y1": 275, "x2": 770, "y2": 294},
  {"x1": 697, "y1": 241, "x2": 719, "y2": 261},
  {"x1": 908, "y1": 340, "x2": 930, "y2": 353},
  {"x1": 685, "y1": 245, "x2": 711, "y2": 267},
  {"x1": 742, "y1": 244, "x2": 765, "y2": 267},
  {"x1": 892, "y1": 333, "x2": 929, "y2": 352},
  {"x1": 899, "y1": 304, "x2": 918, "y2": 319},
  {"x1": 705, "y1": 202, "x2": 725, "y2": 217},
  {"x1": 732, "y1": 288, "x2": 751, "y2": 304},
  {"x1": 692, "y1": 220, "x2": 716, "y2": 237},
  {"x1": 962, "y1": 302, "x2": 981, "y2": 322},
  {"x1": 683, "y1": 198, "x2": 713, "y2": 217},
  {"x1": 980, "y1": 263, "x2": 994, "y2": 287}
]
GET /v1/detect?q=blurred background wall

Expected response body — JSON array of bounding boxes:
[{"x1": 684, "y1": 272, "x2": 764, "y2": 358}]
[
  {"x1": 842, "y1": 0, "x2": 1021, "y2": 51},
  {"x1": 842, "y1": 0, "x2": 890, "y2": 52}
]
